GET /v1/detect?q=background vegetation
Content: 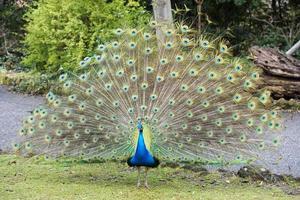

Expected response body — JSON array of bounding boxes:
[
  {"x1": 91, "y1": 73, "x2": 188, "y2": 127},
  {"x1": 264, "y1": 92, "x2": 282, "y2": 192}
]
[
  {"x1": 164, "y1": 0, "x2": 299, "y2": 56},
  {"x1": 22, "y1": 0, "x2": 149, "y2": 73},
  {"x1": 0, "y1": 0, "x2": 299, "y2": 93}
]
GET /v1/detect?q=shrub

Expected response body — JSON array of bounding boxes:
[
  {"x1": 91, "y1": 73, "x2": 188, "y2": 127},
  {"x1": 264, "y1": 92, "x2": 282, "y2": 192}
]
[{"x1": 22, "y1": 0, "x2": 150, "y2": 73}]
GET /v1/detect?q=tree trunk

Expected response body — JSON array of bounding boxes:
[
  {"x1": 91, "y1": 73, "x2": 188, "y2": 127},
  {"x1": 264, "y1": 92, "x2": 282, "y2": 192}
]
[
  {"x1": 152, "y1": 0, "x2": 173, "y2": 44},
  {"x1": 250, "y1": 46, "x2": 300, "y2": 100}
]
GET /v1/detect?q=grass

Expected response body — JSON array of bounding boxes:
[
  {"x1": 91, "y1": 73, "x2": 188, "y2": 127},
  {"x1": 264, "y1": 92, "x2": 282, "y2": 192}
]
[{"x1": 0, "y1": 155, "x2": 299, "y2": 200}]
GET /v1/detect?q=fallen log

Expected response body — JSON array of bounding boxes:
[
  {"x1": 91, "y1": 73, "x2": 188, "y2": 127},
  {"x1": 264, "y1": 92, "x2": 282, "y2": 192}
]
[
  {"x1": 250, "y1": 46, "x2": 300, "y2": 100},
  {"x1": 261, "y1": 74, "x2": 300, "y2": 99}
]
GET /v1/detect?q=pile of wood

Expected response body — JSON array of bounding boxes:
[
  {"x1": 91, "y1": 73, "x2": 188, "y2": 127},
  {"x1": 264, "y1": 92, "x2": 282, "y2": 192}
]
[{"x1": 250, "y1": 46, "x2": 300, "y2": 100}]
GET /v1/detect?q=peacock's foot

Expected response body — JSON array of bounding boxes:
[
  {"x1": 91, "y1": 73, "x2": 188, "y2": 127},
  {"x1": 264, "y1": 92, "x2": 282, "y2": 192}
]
[
  {"x1": 136, "y1": 166, "x2": 141, "y2": 188},
  {"x1": 144, "y1": 167, "x2": 150, "y2": 189}
]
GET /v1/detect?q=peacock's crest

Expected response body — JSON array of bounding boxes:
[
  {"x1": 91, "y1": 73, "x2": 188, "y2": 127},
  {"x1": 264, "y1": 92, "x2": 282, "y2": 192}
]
[{"x1": 16, "y1": 20, "x2": 282, "y2": 166}]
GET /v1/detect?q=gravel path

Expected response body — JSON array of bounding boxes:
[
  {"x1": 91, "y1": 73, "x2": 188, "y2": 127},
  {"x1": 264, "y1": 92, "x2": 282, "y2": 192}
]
[
  {"x1": 0, "y1": 86, "x2": 43, "y2": 151},
  {"x1": 0, "y1": 85, "x2": 299, "y2": 177},
  {"x1": 263, "y1": 112, "x2": 300, "y2": 178}
]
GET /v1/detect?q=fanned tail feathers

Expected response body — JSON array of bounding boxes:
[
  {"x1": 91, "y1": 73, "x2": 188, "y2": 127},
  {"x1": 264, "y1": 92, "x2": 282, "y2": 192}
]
[{"x1": 16, "y1": 21, "x2": 282, "y2": 166}]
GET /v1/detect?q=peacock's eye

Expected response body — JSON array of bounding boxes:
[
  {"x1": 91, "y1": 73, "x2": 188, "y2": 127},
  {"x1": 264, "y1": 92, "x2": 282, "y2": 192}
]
[
  {"x1": 180, "y1": 84, "x2": 188, "y2": 91},
  {"x1": 150, "y1": 21, "x2": 157, "y2": 27},
  {"x1": 84, "y1": 57, "x2": 90, "y2": 62},
  {"x1": 152, "y1": 107, "x2": 159, "y2": 113},
  {"x1": 259, "y1": 142, "x2": 265, "y2": 149},
  {"x1": 132, "y1": 95, "x2": 138, "y2": 101},
  {"x1": 130, "y1": 29, "x2": 137, "y2": 36},
  {"x1": 113, "y1": 101, "x2": 119, "y2": 107},
  {"x1": 59, "y1": 74, "x2": 68, "y2": 82},
  {"x1": 215, "y1": 57, "x2": 222, "y2": 64},
  {"x1": 251, "y1": 72, "x2": 259, "y2": 80},
  {"x1": 201, "y1": 40, "x2": 209, "y2": 47},
  {"x1": 181, "y1": 25, "x2": 189, "y2": 32},
  {"x1": 143, "y1": 33, "x2": 151, "y2": 40},
  {"x1": 113, "y1": 54, "x2": 120, "y2": 61},
  {"x1": 165, "y1": 42, "x2": 173, "y2": 49},
  {"x1": 122, "y1": 85, "x2": 129, "y2": 92},
  {"x1": 141, "y1": 105, "x2": 147, "y2": 111},
  {"x1": 95, "y1": 55, "x2": 101, "y2": 61},
  {"x1": 147, "y1": 66, "x2": 154, "y2": 73},
  {"x1": 182, "y1": 38, "x2": 190, "y2": 46},
  {"x1": 175, "y1": 55, "x2": 183, "y2": 62},
  {"x1": 165, "y1": 30, "x2": 173, "y2": 36},
  {"x1": 127, "y1": 59, "x2": 134, "y2": 67},
  {"x1": 156, "y1": 76, "x2": 163, "y2": 82},
  {"x1": 114, "y1": 28, "x2": 124, "y2": 36},
  {"x1": 145, "y1": 47, "x2": 152, "y2": 55},
  {"x1": 128, "y1": 42, "x2": 136, "y2": 49},
  {"x1": 169, "y1": 99, "x2": 175, "y2": 105},
  {"x1": 170, "y1": 71, "x2": 178, "y2": 78},
  {"x1": 131, "y1": 74, "x2": 137, "y2": 81},
  {"x1": 79, "y1": 61, "x2": 85, "y2": 67},
  {"x1": 194, "y1": 53, "x2": 202, "y2": 61},
  {"x1": 98, "y1": 44, "x2": 106, "y2": 51},
  {"x1": 160, "y1": 58, "x2": 167, "y2": 65},
  {"x1": 141, "y1": 82, "x2": 148, "y2": 90}
]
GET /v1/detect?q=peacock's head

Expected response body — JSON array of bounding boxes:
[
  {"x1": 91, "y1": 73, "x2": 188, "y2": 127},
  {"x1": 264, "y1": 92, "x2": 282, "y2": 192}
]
[{"x1": 137, "y1": 120, "x2": 143, "y2": 132}]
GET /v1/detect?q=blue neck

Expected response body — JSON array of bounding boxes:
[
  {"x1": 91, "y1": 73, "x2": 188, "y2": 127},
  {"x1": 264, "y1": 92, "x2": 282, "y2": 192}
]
[
  {"x1": 130, "y1": 130, "x2": 155, "y2": 166},
  {"x1": 135, "y1": 130, "x2": 148, "y2": 159}
]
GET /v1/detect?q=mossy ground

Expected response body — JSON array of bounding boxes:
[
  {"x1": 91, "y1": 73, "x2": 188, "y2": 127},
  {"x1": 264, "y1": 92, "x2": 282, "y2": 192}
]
[{"x1": 0, "y1": 155, "x2": 299, "y2": 200}]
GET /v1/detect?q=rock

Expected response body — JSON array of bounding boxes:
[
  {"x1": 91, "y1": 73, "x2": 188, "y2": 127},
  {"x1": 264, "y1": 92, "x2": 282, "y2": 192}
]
[{"x1": 237, "y1": 165, "x2": 284, "y2": 183}]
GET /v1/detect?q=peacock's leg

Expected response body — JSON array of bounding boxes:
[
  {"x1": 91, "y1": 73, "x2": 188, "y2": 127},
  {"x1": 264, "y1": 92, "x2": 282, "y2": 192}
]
[
  {"x1": 137, "y1": 166, "x2": 141, "y2": 187},
  {"x1": 144, "y1": 167, "x2": 149, "y2": 188}
]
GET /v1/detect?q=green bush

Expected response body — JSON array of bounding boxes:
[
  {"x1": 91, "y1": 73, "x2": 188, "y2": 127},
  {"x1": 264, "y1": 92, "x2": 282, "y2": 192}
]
[{"x1": 22, "y1": 0, "x2": 150, "y2": 73}]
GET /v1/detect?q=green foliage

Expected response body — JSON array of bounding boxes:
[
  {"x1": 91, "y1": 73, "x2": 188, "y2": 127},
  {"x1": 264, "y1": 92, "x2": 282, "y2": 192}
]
[
  {"x1": 0, "y1": 1, "x2": 27, "y2": 48},
  {"x1": 22, "y1": 0, "x2": 150, "y2": 73},
  {"x1": 0, "y1": 1, "x2": 29, "y2": 71},
  {"x1": 169, "y1": 0, "x2": 300, "y2": 58}
]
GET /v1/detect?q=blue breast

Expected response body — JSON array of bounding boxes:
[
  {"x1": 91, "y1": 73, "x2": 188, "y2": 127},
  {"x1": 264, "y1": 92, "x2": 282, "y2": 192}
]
[{"x1": 130, "y1": 131, "x2": 155, "y2": 166}]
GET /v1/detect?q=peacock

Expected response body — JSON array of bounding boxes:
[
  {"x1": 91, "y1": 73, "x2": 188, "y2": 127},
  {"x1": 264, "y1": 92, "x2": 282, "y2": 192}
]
[{"x1": 15, "y1": 20, "x2": 283, "y2": 188}]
